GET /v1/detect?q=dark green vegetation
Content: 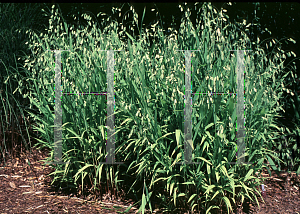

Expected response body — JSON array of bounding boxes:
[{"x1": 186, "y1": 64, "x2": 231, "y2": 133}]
[{"x1": 1, "y1": 2, "x2": 300, "y2": 213}]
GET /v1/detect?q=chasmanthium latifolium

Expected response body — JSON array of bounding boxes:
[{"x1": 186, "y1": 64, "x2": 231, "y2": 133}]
[{"x1": 4, "y1": 2, "x2": 299, "y2": 213}]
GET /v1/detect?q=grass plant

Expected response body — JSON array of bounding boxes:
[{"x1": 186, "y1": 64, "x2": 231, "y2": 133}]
[
  {"x1": 0, "y1": 3, "x2": 53, "y2": 161},
  {"x1": 2, "y1": 2, "x2": 300, "y2": 213}
]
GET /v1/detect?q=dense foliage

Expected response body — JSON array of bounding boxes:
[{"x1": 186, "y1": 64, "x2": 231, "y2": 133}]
[{"x1": 1, "y1": 2, "x2": 299, "y2": 213}]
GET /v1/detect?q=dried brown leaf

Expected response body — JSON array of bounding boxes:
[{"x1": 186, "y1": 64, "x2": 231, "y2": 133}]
[{"x1": 9, "y1": 181, "x2": 16, "y2": 189}]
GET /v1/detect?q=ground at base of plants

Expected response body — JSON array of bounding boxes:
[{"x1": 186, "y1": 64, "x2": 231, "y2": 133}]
[
  {"x1": 0, "y1": 146, "x2": 299, "y2": 214},
  {"x1": 232, "y1": 168, "x2": 300, "y2": 214}
]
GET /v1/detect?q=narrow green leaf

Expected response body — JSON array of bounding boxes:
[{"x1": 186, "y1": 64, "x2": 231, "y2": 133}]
[
  {"x1": 222, "y1": 196, "x2": 233, "y2": 213},
  {"x1": 266, "y1": 155, "x2": 278, "y2": 171},
  {"x1": 243, "y1": 169, "x2": 254, "y2": 182},
  {"x1": 187, "y1": 193, "x2": 197, "y2": 204}
]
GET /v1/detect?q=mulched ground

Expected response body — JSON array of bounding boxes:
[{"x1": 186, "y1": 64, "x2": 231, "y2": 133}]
[
  {"x1": 0, "y1": 146, "x2": 143, "y2": 214},
  {"x1": 234, "y1": 168, "x2": 300, "y2": 214},
  {"x1": 0, "y1": 145, "x2": 299, "y2": 214}
]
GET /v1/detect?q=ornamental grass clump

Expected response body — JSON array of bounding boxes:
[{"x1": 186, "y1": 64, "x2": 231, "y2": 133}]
[
  {"x1": 0, "y1": 3, "x2": 52, "y2": 161},
  {"x1": 12, "y1": 2, "x2": 299, "y2": 213}
]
